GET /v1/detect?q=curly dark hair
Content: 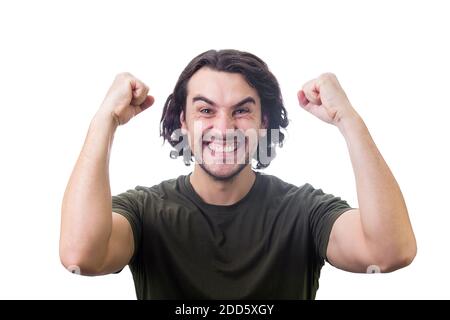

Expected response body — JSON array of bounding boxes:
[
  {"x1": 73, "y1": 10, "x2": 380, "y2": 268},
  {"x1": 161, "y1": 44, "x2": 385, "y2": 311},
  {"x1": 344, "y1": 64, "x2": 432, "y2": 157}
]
[{"x1": 160, "y1": 49, "x2": 289, "y2": 169}]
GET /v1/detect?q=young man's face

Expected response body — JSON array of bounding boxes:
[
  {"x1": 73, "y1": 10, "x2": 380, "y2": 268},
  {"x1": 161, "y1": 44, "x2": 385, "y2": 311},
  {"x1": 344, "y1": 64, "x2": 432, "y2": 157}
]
[{"x1": 181, "y1": 67, "x2": 265, "y2": 180}]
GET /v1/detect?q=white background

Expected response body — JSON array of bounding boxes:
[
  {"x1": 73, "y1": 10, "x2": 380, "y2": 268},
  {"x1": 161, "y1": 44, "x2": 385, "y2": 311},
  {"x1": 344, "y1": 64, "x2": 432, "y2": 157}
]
[{"x1": 0, "y1": 0, "x2": 448, "y2": 299}]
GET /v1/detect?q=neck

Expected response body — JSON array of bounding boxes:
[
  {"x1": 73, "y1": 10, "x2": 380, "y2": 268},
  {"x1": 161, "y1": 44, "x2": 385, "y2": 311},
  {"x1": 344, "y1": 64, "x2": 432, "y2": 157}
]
[{"x1": 190, "y1": 165, "x2": 256, "y2": 206}]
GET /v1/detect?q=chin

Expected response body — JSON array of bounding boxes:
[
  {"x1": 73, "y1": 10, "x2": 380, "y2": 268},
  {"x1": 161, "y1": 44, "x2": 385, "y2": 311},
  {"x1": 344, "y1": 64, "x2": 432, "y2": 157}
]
[{"x1": 199, "y1": 163, "x2": 247, "y2": 181}]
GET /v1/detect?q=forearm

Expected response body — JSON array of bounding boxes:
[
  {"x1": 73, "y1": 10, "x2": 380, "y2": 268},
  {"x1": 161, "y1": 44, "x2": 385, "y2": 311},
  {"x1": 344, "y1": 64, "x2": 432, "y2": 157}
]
[
  {"x1": 339, "y1": 115, "x2": 416, "y2": 265},
  {"x1": 60, "y1": 111, "x2": 118, "y2": 270}
]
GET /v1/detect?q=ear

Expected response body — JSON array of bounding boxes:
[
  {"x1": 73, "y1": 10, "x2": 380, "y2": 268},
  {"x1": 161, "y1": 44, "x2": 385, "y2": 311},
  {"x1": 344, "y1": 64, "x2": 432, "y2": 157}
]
[
  {"x1": 262, "y1": 115, "x2": 268, "y2": 129},
  {"x1": 180, "y1": 110, "x2": 187, "y2": 135}
]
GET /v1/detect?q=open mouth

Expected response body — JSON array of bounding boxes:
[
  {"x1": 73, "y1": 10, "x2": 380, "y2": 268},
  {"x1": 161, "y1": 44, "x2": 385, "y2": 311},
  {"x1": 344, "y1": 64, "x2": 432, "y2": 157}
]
[
  {"x1": 202, "y1": 135, "x2": 246, "y2": 158},
  {"x1": 207, "y1": 140, "x2": 238, "y2": 153}
]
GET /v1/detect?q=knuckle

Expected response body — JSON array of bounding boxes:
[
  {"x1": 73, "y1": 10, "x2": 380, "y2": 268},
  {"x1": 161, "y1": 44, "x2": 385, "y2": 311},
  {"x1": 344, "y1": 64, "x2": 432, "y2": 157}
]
[
  {"x1": 316, "y1": 74, "x2": 330, "y2": 88},
  {"x1": 116, "y1": 72, "x2": 132, "y2": 80},
  {"x1": 302, "y1": 81, "x2": 311, "y2": 91},
  {"x1": 137, "y1": 83, "x2": 149, "y2": 94},
  {"x1": 134, "y1": 79, "x2": 143, "y2": 88},
  {"x1": 320, "y1": 72, "x2": 337, "y2": 82}
]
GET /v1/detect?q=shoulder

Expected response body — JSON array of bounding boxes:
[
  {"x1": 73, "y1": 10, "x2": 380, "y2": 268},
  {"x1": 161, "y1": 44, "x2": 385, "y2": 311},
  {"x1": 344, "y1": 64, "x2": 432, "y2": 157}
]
[
  {"x1": 131, "y1": 175, "x2": 186, "y2": 201},
  {"x1": 257, "y1": 173, "x2": 334, "y2": 213},
  {"x1": 113, "y1": 176, "x2": 185, "y2": 205},
  {"x1": 132, "y1": 175, "x2": 196, "y2": 211}
]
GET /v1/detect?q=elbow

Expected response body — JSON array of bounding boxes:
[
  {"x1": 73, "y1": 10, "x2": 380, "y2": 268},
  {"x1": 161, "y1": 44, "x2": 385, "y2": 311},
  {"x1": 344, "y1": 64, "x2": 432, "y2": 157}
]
[
  {"x1": 404, "y1": 239, "x2": 418, "y2": 266},
  {"x1": 382, "y1": 252, "x2": 416, "y2": 273},
  {"x1": 59, "y1": 246, "x2": 104, "y2": 276},
  {"x1": 380, "y1": 240, "x2": 417, "y2": 273},
  {"x1": 60, "y1": 252, "x2": 83, "y2": 275}
]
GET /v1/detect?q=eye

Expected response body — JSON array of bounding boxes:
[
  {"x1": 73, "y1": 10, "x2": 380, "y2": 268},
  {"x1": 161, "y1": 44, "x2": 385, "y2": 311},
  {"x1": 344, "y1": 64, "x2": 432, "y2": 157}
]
[
  {"x1": 233, "y1": 108, "x2": 249, "y2": 116},
  {"x1": 200, "y1": 108, "x2": 212, "y2": 114}
]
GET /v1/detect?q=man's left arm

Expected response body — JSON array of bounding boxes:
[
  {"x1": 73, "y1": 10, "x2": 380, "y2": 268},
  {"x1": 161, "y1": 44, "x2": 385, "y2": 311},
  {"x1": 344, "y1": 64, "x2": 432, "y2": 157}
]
[{"x1": 298, "y1": 73, "x2": 417, "y2": 273}]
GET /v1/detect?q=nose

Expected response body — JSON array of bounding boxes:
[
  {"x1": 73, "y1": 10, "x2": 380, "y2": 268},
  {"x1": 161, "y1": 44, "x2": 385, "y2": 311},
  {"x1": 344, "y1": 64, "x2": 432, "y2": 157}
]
[{"x1": 213, "y1": 110, "x2": 236, "y2": 134}]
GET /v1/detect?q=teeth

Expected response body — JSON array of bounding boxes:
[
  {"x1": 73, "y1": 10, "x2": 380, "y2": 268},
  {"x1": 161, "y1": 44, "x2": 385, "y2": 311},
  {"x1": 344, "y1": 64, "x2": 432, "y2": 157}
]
[{"x1": 207, "y1": 142, "x2": 236, "y2": 153}]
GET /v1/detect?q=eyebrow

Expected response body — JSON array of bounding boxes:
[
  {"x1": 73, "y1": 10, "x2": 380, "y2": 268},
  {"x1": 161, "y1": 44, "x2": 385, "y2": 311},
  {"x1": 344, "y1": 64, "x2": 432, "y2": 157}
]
[{"x1": 192, "y1": 95, "x2": 256, "y2": 108}]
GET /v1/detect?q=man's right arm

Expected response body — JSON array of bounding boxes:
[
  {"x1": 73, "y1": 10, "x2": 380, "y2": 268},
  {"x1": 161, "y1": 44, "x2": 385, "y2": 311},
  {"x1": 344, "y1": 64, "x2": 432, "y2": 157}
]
[{"x1": 59, "y1": 73, "x2": 154, "y2": 275}]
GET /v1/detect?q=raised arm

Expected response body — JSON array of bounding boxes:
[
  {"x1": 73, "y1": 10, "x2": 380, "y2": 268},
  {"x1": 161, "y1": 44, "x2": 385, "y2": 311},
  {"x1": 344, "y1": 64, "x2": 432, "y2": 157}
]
[
  {"x1": 298, "y1": 73, "x2": 417, "y2": 273},
  {"x1": 59, "y1": 73, "x2": 154, "y2": 275}
]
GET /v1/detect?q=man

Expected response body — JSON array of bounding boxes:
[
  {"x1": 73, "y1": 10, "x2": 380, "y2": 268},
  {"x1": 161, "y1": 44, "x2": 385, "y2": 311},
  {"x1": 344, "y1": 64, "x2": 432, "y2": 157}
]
[{"x1": 60, "y1": 49, "x2": 416, "y2": 299}]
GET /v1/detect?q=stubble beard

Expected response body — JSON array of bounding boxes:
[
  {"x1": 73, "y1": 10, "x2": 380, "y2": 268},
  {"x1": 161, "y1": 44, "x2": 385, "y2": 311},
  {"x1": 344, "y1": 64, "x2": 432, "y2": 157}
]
[{"x1": 198, "y1": 162, "x2": 248, "y2": 181}]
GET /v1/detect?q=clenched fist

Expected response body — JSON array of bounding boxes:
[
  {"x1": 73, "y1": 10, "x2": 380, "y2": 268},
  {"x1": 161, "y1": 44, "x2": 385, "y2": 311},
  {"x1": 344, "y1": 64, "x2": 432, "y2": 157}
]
[
  {"x1": 99, "y1": 72, "x2": 154, "y2": 126},
  {"x1": 297, "y1": 73, "x2": 360, "y2": 129}
]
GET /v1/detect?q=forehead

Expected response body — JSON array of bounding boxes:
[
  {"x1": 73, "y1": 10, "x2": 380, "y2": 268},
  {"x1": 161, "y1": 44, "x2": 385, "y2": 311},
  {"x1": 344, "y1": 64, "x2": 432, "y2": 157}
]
[{"x1": 187, "y1": 67, "x2": 260, "y2": 103}]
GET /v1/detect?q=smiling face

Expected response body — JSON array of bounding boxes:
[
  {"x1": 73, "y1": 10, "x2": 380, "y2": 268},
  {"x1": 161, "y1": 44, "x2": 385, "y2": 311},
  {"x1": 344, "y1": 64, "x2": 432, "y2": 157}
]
[{"x1": 181, "y1": 67, "x2": 266, "y2": 180}]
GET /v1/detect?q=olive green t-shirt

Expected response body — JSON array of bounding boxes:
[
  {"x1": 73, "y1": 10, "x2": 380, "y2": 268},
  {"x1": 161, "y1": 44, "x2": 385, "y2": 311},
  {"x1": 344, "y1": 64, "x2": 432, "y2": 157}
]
[{"x1": 112, "y1": 172, "x2": 351, "y2": 299}]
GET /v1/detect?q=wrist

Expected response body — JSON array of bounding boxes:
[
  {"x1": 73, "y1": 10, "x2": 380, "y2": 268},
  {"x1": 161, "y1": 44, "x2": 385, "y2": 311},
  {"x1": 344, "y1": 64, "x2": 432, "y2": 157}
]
[
  {"x1": 92, "y1": 110, "x2": 119, "y2": 131},
  {"x1": 337, "y1": 112, "x2": 367, "y2": 139}
]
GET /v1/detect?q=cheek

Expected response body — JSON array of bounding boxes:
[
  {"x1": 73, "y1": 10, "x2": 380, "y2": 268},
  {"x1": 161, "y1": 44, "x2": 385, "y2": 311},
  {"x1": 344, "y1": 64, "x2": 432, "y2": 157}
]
[
  {"x1": 183, "y1": 122, "x2": 204, "y2": 149},
  {"x1": 237, "y1": 126, "x2": 260, "y2": 150},
  {"x1": 189, "y1": 114, "x2": 214, "y2": 128},
  {"x1": 237, "y1": 117, "x2": 263, "y2": 135}
]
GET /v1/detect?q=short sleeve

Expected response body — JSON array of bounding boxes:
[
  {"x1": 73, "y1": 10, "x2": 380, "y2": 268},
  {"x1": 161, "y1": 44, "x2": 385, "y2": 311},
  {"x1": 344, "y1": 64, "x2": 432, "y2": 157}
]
[
  {"x1": 303, "y1": 183, "x2": 352, "y2": 264},
  {"x1": 112, "y1": 187, "x2": 145, "y2": 265}
]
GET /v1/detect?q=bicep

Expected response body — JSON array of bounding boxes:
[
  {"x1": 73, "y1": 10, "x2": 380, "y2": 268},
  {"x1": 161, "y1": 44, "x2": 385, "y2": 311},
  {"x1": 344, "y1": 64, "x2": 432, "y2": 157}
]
[
  {"x1": 97, "y1": 212, "x2": 135, "y2": 275},
  {"x1": 326, "y1": 209, "x2": 375, "y2": 273}
]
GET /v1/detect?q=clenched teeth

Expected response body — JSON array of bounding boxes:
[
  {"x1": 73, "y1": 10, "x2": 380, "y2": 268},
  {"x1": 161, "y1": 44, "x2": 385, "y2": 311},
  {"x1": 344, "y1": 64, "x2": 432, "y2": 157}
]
[{"x1": 207, "y1": 142, "x2": 236, "y2": 153}]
